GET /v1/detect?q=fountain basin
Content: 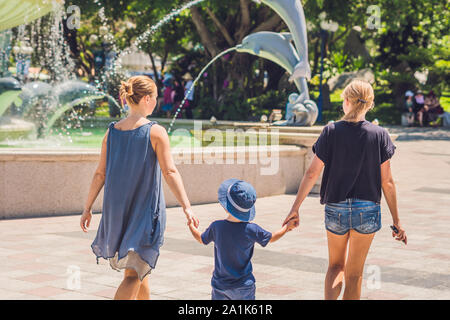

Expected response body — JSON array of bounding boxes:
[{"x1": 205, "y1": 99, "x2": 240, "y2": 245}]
[
  {"x1": 0, "y1": 145, "x2": 309, "y2": 218},
  {"x1": 73, "y1": 116, "x2": 325, "y2": 133},
  {"x1": 0, "y1": 116, "x2": 399, "y2": 218},
  {"x1": 0, "y1": 117, "x2": 35, "y2": 141}
]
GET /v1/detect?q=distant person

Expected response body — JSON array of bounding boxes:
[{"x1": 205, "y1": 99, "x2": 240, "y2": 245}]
[
  {"x1": 187, "y1": 179, "x2": 296, "y2": 300},
  {"x1": 414, "y1": 90, "x2": 425, "y2": 112},
  {"x1": 403, "y1": 90, "x2": 415, "y2": 126},
  {"x1": 183, "y1": 73, "x2": 194, "y2": 119},
  {"x1": 162, "y1": 83, "x2": 174, "y2": 118},
  {"x1": 80, "y1": 75, "x2": 199, "y2": 300},
  {"x1": 173, "y1": 79, "x2": 185, "y2": 117},
  {"x1": 16, "y1": 51, "x2": 31, "y2": 82},
  {"x1": 104, "y1": 44, "x2": 116, "y2": 71},
  {"x1": 284, "y1": 80, "x2": 407, "y2": 300},
  {"x1": 425, "y1": 91, "x2": 444, "y2": 119},
  {"x1": 417, "y1": 90, "x2": 443, "y2": 126}
]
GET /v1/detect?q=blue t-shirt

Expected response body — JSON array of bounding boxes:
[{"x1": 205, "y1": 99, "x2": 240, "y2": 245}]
[{"x1": 201, "y1": 219, "x2": 272, "y2": 290}]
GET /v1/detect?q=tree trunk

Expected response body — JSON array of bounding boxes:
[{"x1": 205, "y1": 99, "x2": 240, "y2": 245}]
[
  {"x1": 190, "y1": 7, "x2": 220, "y2": 57},
  {"x1": 312, "y1": 37, "x2": 320, "y2": 77},
  {"x1": 235, "y1": 0, "x2": 252, "y2": 42},
  {"x1": 148, "y1": 50, "x2": 163, "y2": 90},
  {"x1": 205, "y1": 8, "x2": 234, "y2": 47},
  {"x1": 265, "y1": 60, "x2": 285, "y2": 92}
]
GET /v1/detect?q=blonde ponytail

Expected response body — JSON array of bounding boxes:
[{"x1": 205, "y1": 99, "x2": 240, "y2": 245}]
[{"x1": 340, "y1": 80, "x2": 374, "y2": 122}]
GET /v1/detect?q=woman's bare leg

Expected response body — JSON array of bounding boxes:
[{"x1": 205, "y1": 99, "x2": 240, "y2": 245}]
[
  {"x1": 114, "y1": 269, "x2": 141, "y2": 300},
  {"x1": 417, "y1": 111, "x2": 423, "y2": 126},
  {"x1": 136, "y1": 275, "x2": 150, "y2": 300},
  {"x1": 325, "y1": 231, "x2": 349, "y2": 300},
  {"x1": 342, "y1": 230, "x2": 375, "y2": 300}
]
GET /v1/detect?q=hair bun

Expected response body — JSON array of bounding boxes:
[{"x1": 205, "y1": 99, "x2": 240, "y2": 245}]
[
  {"x1": 120, "y1": 81, "x2": 133, "y2": 97},
  {"x1": 119, "y1": 75, "x2": 157, "y2": 106}
]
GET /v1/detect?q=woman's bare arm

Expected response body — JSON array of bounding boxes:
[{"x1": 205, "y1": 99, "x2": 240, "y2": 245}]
[
  {"x1": 283, "y1": 155, "x2": 324, "y2": 227},
  {"x1": 381, "y1": 159, "x2": 407, "y2": 244},
  {"x1": 80, "y1": 129, "x2": 108, "y2": 232},
  {"x1": 151, "y1": 124, "x2": 199, "y2": 227}
]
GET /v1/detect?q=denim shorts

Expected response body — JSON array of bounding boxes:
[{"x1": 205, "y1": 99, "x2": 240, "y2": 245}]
[
  {"x1": 211, "y1": 284, "x2": 256, "y2": 300},
  {"x1": 324, "y1": 198, "x2": 381, "y2": 235}
]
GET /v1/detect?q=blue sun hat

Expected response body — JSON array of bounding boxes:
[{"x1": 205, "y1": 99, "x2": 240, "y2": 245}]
[{"x1": 218, "y1": 179, "x2": 256, "y2": 222}]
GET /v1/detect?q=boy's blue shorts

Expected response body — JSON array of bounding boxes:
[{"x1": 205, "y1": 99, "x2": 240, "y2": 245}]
[{"x1": 211, "y1": 284, "x2": 256, "y2": 300}]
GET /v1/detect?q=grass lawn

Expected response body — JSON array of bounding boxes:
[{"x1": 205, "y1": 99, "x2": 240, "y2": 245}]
[{"x1": 94, "y1": 103, "x2": 111, "y2": 117}]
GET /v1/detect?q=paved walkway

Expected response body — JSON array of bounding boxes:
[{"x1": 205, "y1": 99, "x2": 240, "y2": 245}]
[{"x1": 0, "y1": 127, "x2": 449, "y2": 300}]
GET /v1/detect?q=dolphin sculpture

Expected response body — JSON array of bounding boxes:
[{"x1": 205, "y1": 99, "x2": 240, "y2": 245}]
[
  {"x1": 236, "y1": 31, "x2": 317, "y2": 126},
  {"x1": 17, "y1": 81, "x2": 53, "y2": 117},
  {"x1": 0, "y1": 77, "x2": 22, "y2": 117},
  {"x1": 236, "y1": 31, "x2": 310, "y2": 103},
  {"x1": 0, "y1": 77, "x2": 20, "y2": 92},
  {"x1": 42, "y1": 80, "x2": 122, "y2": 136},
  {"x1": 285, "y1": 92, "x2": 317, "y2": 126},
  {"x1": 258, "y1": 0, "x2": 311, "y2": 81},
  {"x1": 4, "y1": 79, "x2": 122, "y2": 137}
]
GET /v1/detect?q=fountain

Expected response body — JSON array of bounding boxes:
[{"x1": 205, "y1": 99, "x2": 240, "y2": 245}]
[
  {"x1": 0, "y1": 0, "x2": 328, "y2": 218},
  {"x1": 234, "y1": 0, "x2": 319, "y2": 126},
  {"x1": 0, "y1": 77, "x2": 22, "y2": 117},
  {"x1": 167, "y1": 47, "x2": 237, "y2": 133},
  {"x1": 1, "y1": 0, "x2": 319, "y2": 144},
  {"x1": 0, "y1": 0, "x2": 122, "y2": 142},
  {"x1": 167, "y1": 0, "x2": 318, "y2": 130}
]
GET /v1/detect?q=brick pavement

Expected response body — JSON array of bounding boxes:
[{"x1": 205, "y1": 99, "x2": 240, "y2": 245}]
[{"x1": 0, "y1": 127, "x2": 449, "y2": 299}]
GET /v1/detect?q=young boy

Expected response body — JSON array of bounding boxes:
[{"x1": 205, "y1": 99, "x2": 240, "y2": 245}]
[{"x1": 188, "y1": 178, "x2": 296, "y2": 300}]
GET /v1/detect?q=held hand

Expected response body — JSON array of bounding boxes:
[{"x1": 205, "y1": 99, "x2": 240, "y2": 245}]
[
  {"x1": 80, "y1": 208, "x2": 92, "y2": 233},
  {"x1": 184, "y1": 207, "x2": 199, "y2": 228},
  {"x1": 187, "y1": 218, "x2": 198, "y2": 232},
  {"x1": 286, "y1": 219, "x2": 297, "y2": 231},
  {"x1": 283, "y1": 209, "x2": 300, "y2": 229},
  {"x1": 392, "y1": 222, "x2": 407, "y2": 245},
  {"x1": 186, "y1": 213, "x2": 203, "y2": 244}
]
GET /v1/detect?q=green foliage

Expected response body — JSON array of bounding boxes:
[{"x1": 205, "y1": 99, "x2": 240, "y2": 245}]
[
  {"x1": 195, "y1": 89, "x2": 251, "y2": 121},
  {"x1": 67, "y1": 0, "x2": 448, "y2": 121},
  {"x1": 441, "y1": 92, "x2": 450, "y2": 113},
  {"x1": 316, "y1": 85, "x2": 402, "y2": 125},
  {"x1": 247, "y1": 90, "x2": 289, "y2": 117},
  {"x1": 195, "y1": 89, "x2": 289, "y2": 121}
]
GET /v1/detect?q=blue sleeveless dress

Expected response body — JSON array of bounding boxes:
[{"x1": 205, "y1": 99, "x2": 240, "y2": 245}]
[{"x1": 91, "y1": 120, "x2": 166, "y2": 281}]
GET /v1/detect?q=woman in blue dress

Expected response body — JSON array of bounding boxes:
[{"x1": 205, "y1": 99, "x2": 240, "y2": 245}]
[{"x1": 80, "y1": 75, "x2": 199, "y2": 300}]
